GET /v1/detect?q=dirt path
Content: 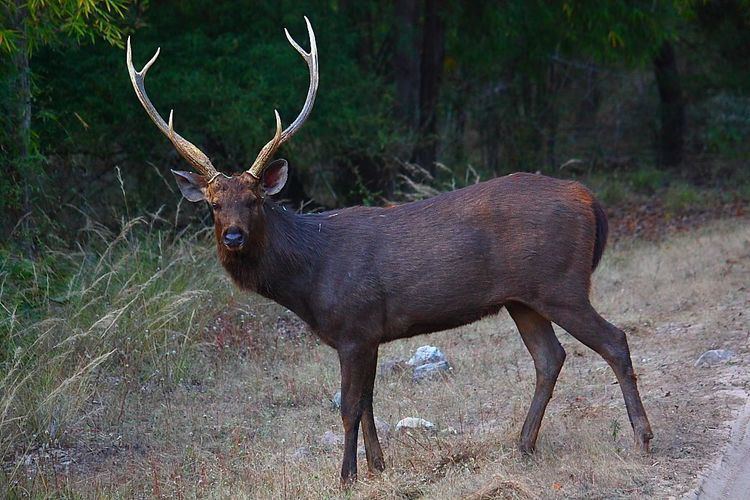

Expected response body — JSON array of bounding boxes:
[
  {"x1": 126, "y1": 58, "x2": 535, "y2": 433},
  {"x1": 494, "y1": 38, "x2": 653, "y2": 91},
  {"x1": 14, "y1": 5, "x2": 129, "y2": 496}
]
[{"x1": 691, "y1": 392, "x2": 750, "y2": 499}]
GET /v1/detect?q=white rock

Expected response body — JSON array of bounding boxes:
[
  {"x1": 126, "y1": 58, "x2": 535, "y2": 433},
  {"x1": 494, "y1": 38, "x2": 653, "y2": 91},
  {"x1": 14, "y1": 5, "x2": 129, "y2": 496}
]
[
  {"x1": 695, "y1": 349, "x2": 734, "y2": 367},
  {"x1": 413, "y1": 360, "x2": 451, "y2": 381},
  {"x1": 395, "y1": 417, "x2": 436, "y2": 433},
  {"x1": 408, "y1": 345, "x2": 447, "y2": 367},
  {"x1": 331, "y1": 390, "x2": 342, "y2": 410}
]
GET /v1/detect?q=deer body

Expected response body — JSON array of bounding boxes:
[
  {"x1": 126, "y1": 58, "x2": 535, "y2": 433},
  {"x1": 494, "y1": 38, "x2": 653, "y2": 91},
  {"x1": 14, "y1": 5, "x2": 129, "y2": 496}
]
[
  {"x1": 127, "y1": 17, "x2": 653, "y2": 486},
  {"x1": 222, "y1": 173, "x2": 599, "y2": 347}
]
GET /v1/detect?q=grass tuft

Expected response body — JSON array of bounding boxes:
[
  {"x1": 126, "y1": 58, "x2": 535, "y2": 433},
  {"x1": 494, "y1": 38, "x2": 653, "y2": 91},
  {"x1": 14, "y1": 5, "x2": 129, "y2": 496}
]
[{"x1": 0, "y1": 213, "x2": 233, "y2": 485}]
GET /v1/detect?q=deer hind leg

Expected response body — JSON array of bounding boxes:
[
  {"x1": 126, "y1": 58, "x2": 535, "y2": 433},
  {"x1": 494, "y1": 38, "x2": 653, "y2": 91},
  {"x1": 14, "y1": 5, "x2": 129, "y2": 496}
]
[
  {"x1": 507, "y1": 302, "x2": 566, "y2": 453},
  {"x1": 337, "y1": 342, "x2": 380, "y2": 486},
  {"x1": 546, "y1": 301, "x2": 653, "y2": 451}
]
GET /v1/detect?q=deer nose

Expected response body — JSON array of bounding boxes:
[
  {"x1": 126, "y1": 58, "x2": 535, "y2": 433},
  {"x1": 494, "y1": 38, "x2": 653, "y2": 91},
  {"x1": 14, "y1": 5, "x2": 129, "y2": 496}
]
[{"x1": 223, "y1": 227, "x2": 245, "y2": 248}]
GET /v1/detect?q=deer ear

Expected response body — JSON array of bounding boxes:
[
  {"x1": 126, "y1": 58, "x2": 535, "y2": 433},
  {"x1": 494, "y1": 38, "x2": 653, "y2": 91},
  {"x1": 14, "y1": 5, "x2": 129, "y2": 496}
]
[
  {"x1": 261, "y1": 159, "x2": 288, "y2": 196},
  {"x1": 171, "y1": 170, "x2": 207, "y2": 202}
]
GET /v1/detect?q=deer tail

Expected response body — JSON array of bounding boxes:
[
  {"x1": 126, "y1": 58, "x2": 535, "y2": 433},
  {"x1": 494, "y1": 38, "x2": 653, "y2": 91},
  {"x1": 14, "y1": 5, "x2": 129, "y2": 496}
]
[{"x1": 591, "y1": 199, "x2": 609, "y2": 271}]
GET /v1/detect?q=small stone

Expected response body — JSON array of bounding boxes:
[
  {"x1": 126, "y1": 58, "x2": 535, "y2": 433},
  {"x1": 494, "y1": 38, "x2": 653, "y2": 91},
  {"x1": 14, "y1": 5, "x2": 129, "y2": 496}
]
[
  {"x1": 413, "y1": 360, "x2": 451, "y2": 381},
  {"x1": 408, "y1": 345, "x2": 447, "y2": 367},
  {"x1": 442, "y1": 426, "x2": 458, "y2": 435},
  {"x1": 695, "y1": 349, "x2": 734, "y2": 367},
  {"x1": 331, "y1": 390, "x2": 341, "y2": 410},
  {"x1": 395, "y1": 417, "x2": 436, "y2": 433}
]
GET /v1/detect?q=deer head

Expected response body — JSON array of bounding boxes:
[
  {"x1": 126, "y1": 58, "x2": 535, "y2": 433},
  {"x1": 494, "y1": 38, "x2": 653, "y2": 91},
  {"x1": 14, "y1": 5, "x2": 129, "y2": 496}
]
[{"x1": 126, "y1": 17, "x2": 318, "y2": 252}]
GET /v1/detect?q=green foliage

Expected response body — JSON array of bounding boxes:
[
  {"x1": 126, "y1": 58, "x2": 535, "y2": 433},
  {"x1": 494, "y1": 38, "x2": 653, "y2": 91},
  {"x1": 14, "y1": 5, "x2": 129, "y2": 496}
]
[
  {"x1": 0, "y1": 247, "x2": 61, "y2": 334},
  {"x1": 689, "y1": 0, "x2": 750, "y2": 91},
  {"x1": 444, "y1": 1, "x2": 696, "y2": 173},
  {"x1": 701, "y1": 94, "x2": 750, "y2": 156},
  {"x1": 557, "y1": 1, "x2": 685, "y2": 64},
  {"x1": 1, "y1": 0, "x2": 749, "y2": 242},
  {"x1": 594, "y1": 176, "x2": 629, "y2": 207},
  {"x1": 630, "y1": 167, "x2": 668, "y2": 194},
  {"x1": 0, "y1": 0, "x2": 131, "y2": 241},
  {"x1": 737, "y1": 180, "x2": 750, "y2": 202},
  {"x1": 0, "y1": 0, "x2": 129, "y2": 56},
  {"x1": 30, "y1": 1, "x2": 403, "y2": 211}
]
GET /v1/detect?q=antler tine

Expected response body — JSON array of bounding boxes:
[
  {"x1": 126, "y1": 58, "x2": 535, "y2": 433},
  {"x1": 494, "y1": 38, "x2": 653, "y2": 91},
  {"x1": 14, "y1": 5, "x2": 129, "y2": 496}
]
[
  {"x1": 248, "y1": 110, "x2": 283, "y2": 179},
  {"x1": 126, "y1": 37, "x2": 219, "y2": 179},
  {"x1": 280, "y1": 16, "x2": 319, "y2": 144},
  {"x1": 247, "y1": 17, "x2": 319, "y2": 177}
]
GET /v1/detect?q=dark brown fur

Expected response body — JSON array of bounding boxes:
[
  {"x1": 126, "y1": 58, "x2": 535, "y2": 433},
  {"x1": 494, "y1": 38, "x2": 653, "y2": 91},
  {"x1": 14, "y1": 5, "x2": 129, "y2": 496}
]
[{"x1": 201, "y1": 171, "x2": 653, "y2": 485}]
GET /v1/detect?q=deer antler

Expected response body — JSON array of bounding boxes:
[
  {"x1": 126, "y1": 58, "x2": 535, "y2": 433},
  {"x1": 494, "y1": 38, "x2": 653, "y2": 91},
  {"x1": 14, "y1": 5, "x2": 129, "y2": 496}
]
[
  {"x1": 126, "y1": 38, "x2": 221, "y2": 180},
  {"x1": 247, "y1": 16, "x2": 319, "y2": 179}
]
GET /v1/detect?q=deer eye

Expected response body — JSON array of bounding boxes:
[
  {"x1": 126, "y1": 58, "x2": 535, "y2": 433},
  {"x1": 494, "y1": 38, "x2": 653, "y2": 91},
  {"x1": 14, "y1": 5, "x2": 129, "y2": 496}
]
[{"x1": 211, "y1": 202, "x2": 221, "y2": 211}]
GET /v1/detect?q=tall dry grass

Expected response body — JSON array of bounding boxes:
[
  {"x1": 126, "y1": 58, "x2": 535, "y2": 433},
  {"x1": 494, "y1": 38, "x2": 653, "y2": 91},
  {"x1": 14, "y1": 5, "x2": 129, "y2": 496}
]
[{"x1": 0, "y1": 213, "x2": 234, "y2": 490}]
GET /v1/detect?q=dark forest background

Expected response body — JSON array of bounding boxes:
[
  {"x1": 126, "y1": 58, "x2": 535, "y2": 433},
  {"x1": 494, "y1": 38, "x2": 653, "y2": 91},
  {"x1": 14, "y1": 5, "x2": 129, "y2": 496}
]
[{"x1": 2, "y1": 0, "x2": 750, "y2": 253}]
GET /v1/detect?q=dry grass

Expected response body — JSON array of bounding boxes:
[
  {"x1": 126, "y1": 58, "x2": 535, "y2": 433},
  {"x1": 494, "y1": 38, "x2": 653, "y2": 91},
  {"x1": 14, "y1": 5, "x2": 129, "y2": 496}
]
[{"x1": 2, "y1": 217, "x2": 748, "y2": 498}]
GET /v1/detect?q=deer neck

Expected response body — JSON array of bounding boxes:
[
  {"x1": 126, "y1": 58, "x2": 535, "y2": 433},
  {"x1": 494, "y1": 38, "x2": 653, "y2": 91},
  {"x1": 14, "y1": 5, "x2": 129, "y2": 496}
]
[{"x1": 219, "y1": 201, "x2": 325, "y2": 326}]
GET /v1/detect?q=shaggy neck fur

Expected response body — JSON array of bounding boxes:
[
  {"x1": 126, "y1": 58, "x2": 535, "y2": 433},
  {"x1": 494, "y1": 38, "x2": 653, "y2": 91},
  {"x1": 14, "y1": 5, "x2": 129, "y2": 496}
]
[{"x1": 218, "y1": 199, "x2": 327, "y2": 328}]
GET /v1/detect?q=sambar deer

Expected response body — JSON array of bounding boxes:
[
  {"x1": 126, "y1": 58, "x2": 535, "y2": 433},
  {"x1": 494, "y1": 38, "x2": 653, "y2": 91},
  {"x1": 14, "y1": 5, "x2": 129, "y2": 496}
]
[{"x1": 126, "y1": 17, "x2": 653, "y2": 485}]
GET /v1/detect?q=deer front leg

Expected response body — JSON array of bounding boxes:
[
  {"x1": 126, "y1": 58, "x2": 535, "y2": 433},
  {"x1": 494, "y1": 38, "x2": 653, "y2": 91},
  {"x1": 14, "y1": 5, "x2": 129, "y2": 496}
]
[
  {"x1": 337, "y1": 341, "x2": 378, "y2": 486},
  {"x1": 507, "y1": 302, "x2": 566, "y2": 453},
  {"x1": 360, "y1": 351, "x2": 385, "y2": 474}
]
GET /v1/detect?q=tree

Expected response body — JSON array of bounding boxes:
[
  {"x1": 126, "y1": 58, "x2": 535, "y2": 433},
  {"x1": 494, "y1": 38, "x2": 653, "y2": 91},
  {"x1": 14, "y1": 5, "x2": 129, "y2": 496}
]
[
  {"x1": 653, "y1": 40, "x2": 684, "y2": 167},
  {"x1": 393, "y1": 0, "x2": 419, "y2": 132},
  {"x1": 414, "y1": 0, "x2": 446, "y2": 173},
  {"x1": 0, "y1": 0, "x2": 129, "y2": 254},
  {"x1": 557, "y1": 1, "x2": 689, "y2": 168}
]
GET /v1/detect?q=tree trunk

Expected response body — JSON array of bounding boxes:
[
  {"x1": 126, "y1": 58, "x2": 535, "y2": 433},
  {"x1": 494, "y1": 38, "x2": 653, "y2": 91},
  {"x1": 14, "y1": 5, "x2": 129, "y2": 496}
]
[
  {"x1": 8, "y1": 1, "x2": 36, "y2": 257},
  {"x1": 393, "y1": 0, "x2": 420, "y2": 132},
  {"x1": 653, "y1": 41, "x2": 685, "y2": 168},
  {"x1": 544, "y1": 61, "x2": 559, "y2": 171},
  {"x1": 414, "y1": 0, "x2": 445, "y2": 174}
]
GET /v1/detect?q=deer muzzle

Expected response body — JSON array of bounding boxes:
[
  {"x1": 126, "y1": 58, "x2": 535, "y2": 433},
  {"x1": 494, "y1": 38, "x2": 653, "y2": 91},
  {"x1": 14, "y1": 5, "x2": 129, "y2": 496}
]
[{"x1": 223, "y1": 226, "x2": 246, "y2": 249}]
